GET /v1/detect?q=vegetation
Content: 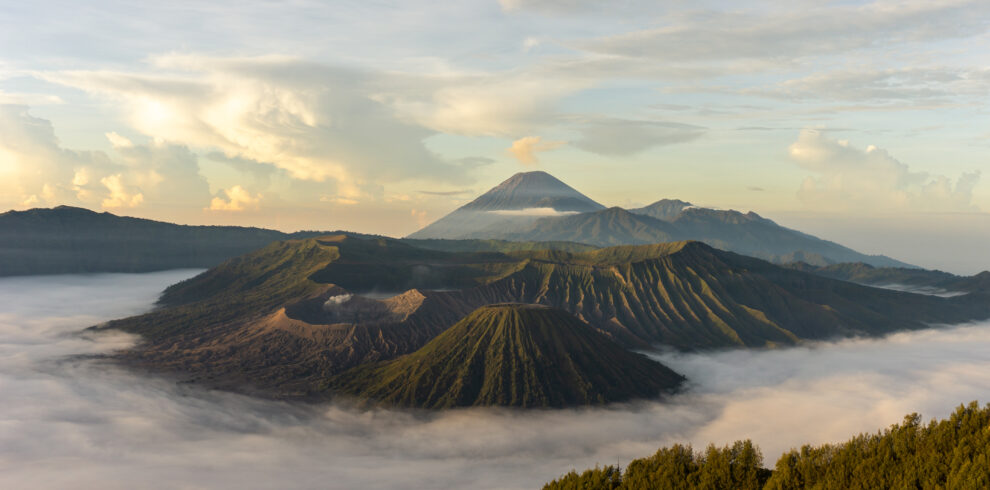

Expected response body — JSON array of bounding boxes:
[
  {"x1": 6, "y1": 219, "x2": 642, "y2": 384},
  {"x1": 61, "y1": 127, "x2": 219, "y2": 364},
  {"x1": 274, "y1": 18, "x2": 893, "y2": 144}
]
[
  {"x1": 544, "y1": 402, "x2": 990, "y2": 489},
  {"x1": 330, "y1": 304, "x2": 684, "y2": 408}
]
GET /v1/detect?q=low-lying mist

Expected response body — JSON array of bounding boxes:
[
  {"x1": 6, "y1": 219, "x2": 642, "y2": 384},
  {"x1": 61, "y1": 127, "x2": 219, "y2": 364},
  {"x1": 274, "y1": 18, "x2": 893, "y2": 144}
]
[{"x1": 2, "y1": 271, "x2": 990, "y2": 489}]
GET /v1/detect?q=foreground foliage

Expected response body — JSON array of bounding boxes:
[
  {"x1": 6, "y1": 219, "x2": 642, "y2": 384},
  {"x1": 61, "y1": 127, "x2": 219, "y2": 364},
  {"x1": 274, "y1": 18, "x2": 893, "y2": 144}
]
[{"x1": 545, "y1": 402, "x2": 990, "y2": 489}]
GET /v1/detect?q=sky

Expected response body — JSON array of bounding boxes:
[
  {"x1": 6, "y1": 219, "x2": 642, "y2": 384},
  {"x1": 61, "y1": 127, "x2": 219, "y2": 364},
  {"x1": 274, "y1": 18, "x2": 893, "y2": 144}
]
[
  {"x1": 5, "y1": 269, "x2": 990, "y2": 489},
  {"x1": 1, "y1": 0, "x2": 988, "y2": 272}
]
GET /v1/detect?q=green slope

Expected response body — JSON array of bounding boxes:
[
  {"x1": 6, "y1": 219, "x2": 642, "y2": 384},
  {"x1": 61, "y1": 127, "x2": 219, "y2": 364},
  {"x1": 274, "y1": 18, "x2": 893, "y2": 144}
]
[{"x1": 330, "y1": 304, "x2": 684, "y2": 408}]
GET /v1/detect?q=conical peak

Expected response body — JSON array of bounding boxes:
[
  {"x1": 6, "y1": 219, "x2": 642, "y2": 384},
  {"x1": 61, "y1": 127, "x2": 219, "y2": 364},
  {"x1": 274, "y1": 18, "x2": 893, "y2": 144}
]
[{"x1": 461, "y1": 171, "x2": 605, "y2": 212}]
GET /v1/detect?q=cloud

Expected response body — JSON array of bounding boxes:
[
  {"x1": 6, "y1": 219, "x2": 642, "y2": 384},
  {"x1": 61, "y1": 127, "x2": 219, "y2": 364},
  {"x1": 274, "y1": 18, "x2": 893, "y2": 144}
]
[
  {"x1": 208, "y1": 185, "x2": 261, "y2": 212},
  {"x1": 571, "y1": 118, "x2": 705, "y2": 156},
  {"x1": 507, "y1": 136, "x2": 565, "y2": 165},
  {"x1": 41, "y1": 55, "x2": 469, "y2": 188},
  {"x1": 788, "y1": 130, "x2": 981, "y2": 213},
  {"x1": 582, "y1": 2, "x2": 990, "y2": 63},
  {"x1": 4, "y1": 272, "x2": 990, "y2": 489},
  {"x1": 104, "y1": 131, "x2": 133, "y2": 148},
  {"x1": 379, "y1": 71, "x2": 591, "y2": 137},
  {"x1": 754, "y1": 67, "x2": 990, "y2": 103},
  {"x1": 418, "y1": 189, "x2": 472, "y2": 196},
  {"x1": 490, "y1": 207, "x2": 578, "y2": 217},
  {"x1": 0, "y1": 104, "x2": 211, "y2": 213},
  {"x1": 100, "y1": 174, "x2": 144, "y2": 209}
]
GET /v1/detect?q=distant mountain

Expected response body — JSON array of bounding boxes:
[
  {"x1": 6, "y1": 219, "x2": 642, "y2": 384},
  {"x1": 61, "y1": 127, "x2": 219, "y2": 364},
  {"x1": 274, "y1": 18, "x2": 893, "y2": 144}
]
[
  {"x1": 331, "y1": 303, "x2": 684, "y2": 408},
  {"x1": 408, "y1": 172, "x2": 913, "y2": 268},
  {"x1": 101, "y1": 235, "x2": 990, "y2": 399},
  {"x1": 786, "y1": 261, "x2": 990, "y2": 294},
  {"x1": 497, "y1": 207, "x2": 677, "y2": 247},
  {"x1": 628, "y1": 198, "x2": 693, "y2": 221},
  {"x1": 0, "y1": 206, "x2": 328, "y2": 276},
  {"x1": 406, "y1": 171, "x2": 605, "y2": 239}
]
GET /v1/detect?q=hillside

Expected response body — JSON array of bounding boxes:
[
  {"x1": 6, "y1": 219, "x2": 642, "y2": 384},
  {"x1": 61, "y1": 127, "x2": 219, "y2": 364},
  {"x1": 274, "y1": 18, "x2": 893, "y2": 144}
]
[
  {"x1": 0, "y1": 206, "x2": 327, "y2": 276},
  {"x1": 544, "y1": 401, "x2": 990, "y2": 489},
  {"x1": 330, "y1": 304, "x2": 684, "y2": 408},
  {"x1": 101, "y1": 235, "x2": 990, "y2": 398}
]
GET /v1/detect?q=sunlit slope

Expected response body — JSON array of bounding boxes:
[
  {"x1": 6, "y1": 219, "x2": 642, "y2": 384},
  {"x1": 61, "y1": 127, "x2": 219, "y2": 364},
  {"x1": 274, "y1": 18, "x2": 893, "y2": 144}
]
[
  {"x1": 454, "y1": 241, "x2": 990, "y2": 349},
  {"x1": 330, "y1": 304, "x2": 684, "y2": 408}
]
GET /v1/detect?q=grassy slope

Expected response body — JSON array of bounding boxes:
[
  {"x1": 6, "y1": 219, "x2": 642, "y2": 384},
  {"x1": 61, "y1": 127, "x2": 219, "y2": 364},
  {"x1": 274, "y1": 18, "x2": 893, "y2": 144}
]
[{"x1": 330, "y1": 304, "x2": 684, "y2": 408}]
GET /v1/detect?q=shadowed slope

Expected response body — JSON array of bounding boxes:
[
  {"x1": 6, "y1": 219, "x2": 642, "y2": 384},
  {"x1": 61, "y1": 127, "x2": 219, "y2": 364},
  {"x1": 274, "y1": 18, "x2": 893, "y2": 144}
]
[{"x1": 330, "y1": 304, "x2": 684, "y2": 408}]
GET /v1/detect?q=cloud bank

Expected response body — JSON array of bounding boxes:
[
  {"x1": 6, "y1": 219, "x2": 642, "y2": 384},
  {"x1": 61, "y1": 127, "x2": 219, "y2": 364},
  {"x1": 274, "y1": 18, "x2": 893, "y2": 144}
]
[
  {"x1": 789, "y1": 130, "x2": 981, "y2": 213},
  {"x1": 4, "y1": 272, "x2": 990, "y2": 488}
]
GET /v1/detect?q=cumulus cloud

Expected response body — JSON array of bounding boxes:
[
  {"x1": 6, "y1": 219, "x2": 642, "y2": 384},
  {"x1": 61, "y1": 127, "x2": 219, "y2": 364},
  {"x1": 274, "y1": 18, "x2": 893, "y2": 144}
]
[
  {"x1": 507, "y1": 136, "x2": 565, "y2": 165},
  {"x1": 39, "y1": 55, "x2": 493, "y2": 190},
  {"x1": 4, "y1": 272, "x2": 990, "y2": 489},
  {"x1": 572, "y1": 118, "x2": 705, "y2": 156},
  {"x1": 100, "y1": 174, "x2": 144, "y2": 209},
  {"x1": 0, "y1": 105, "x2": 212, "y2": 213},
  {"x1": 788, "y1": 130, "x2": 981, "y2": 213},
  {"x1": 208, "y1": 185, "x2": 261, "y2": 212}
]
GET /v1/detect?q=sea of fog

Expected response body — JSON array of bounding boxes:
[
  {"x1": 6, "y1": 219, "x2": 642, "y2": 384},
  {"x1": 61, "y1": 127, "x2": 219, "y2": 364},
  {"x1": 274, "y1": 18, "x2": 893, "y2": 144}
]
[{"x1": 2, "y1": 270, "x2": 990, "y2": 489}]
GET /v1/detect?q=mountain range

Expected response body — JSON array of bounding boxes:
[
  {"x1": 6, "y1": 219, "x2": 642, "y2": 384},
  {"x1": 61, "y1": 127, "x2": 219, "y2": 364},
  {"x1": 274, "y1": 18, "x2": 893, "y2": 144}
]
[
  {"x1": 0, "y1": 171, "x2": 912, "y2": 277},
  {"x1": 409, "y1": 171, "x2": 911, "y2": 268},
  {"x1": 99, "y1": 234, "x2": 990, "y2": 405}
]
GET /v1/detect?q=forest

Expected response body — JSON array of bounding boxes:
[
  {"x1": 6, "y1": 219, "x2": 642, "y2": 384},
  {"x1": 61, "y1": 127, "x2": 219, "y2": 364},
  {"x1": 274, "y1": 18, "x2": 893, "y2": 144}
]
[{"x1": 545, "y1": 401, "x2": 990, "y2": 489}]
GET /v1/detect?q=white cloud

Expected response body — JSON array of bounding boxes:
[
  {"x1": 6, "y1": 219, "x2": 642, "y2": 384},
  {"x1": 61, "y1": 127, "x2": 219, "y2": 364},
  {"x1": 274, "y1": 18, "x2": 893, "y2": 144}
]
[
  {"x1": 208, "y1": 185, "x2": 261, "y2": 212},
  {"x1": 41, "y1": 55, "x2": 474, "y2": 188},
  {"x1": 507, "y1": 136, "x2": 565, "y2": 165},
  {"x1": 490, "y1": 207, "x2": 578, "y2": 217},
  {"x1": 789, "y1": 129, "x2": 981, "y2": 213},
  {"x1": 100, "y1": 174, "x2": 144, "y2": 209},
  {"x1": 105, "y1": 131, "x2": 133, "y2": 148},
  {"x1": 0, "y1": 105, "x2": 211, "y2": 213}
]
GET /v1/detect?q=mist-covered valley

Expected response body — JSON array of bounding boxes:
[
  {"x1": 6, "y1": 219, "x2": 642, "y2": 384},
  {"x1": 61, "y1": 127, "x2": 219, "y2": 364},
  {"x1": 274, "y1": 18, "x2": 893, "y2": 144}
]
[{"x1": 3, "y1": 271, "x2": 990, "y2": 489}]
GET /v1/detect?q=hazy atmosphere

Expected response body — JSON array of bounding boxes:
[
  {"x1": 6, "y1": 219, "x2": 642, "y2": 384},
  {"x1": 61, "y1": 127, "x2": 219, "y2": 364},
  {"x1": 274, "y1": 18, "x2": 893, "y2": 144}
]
[
  {"x1": 3, "y1": 271, "x2": 989, "y2": 489},
  {"x1": 2, "y1": 1, "x2": 989, "y2": 272},
  {"x1": 4, "y1": 3, "x2": 990, "y2": 489}
]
